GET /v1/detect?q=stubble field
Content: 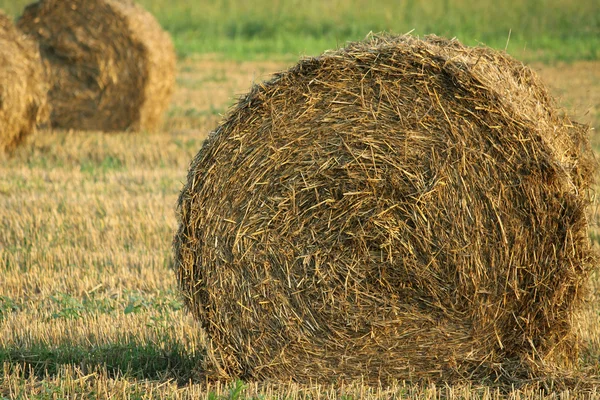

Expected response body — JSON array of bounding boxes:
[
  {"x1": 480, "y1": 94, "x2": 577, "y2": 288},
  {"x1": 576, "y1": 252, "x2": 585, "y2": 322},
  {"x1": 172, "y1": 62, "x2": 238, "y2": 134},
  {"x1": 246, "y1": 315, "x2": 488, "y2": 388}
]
[{"x1": 0, "y1": 58, "x2": 599, "y2": 399}]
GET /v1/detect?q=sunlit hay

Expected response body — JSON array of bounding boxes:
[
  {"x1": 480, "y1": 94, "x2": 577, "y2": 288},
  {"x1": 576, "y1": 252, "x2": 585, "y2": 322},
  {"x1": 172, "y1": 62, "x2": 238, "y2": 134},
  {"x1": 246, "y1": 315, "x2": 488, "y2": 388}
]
[
  {"x1": 173, "y1": 34, "x2": 597, "y2": 384},
  {"x1": 0, "y1": 11, "x2": 48, "y2": 153},
  {"x1": 17, "y1": 0, "x2": 175, "y2": 132}
]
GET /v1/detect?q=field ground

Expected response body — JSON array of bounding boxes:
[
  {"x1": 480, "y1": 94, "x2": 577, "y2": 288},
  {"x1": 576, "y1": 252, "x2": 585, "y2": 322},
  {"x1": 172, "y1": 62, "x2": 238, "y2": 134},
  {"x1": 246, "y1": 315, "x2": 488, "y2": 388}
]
[{"x1": 1, "y1": 59, "x2": 599, "y2": 399}]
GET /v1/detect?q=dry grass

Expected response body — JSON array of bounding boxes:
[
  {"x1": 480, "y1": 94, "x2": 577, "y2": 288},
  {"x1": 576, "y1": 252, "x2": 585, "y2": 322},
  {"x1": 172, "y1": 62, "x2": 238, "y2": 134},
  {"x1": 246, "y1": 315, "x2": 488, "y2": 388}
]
[
  {"x1": 0, "y1": 55, "x2": 598, "y2": 399},
  {"x1": 532, "y1": 61, "x2": 600, "y2": 150},
  {"x1": 17, "y1": 0, "x2": 176, "y2": 132},
  {"x1": 3, "y1": 369, "x2": 600, "y2": 399}
]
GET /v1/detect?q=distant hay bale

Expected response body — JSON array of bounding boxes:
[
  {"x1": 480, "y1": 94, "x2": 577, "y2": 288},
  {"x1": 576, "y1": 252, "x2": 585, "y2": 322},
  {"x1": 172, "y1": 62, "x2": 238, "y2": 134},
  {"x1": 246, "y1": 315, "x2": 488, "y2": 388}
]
[
  {"x1": 0, "y1": 11, "x2": 48, "y2": 153},
  {"x1": 17, "y1": 0, "x2": 175, "y2": 132},
  {"x1": 173, "y1": 34, "x2": 597, "y2": 384}
]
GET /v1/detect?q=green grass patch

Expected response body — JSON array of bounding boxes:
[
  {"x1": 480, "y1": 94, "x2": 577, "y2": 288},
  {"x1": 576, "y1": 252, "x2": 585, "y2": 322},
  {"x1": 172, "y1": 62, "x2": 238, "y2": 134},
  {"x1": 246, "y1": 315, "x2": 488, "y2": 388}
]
[
  {"x1": 0, "y1": 296, "x2": 21, "y2": 322},
  {"x1": 43, "y1": 290, "x2": 185, "y2": 320},
  {"x1": 80, "y1": 155, "x2": 125, "y2": 175}
]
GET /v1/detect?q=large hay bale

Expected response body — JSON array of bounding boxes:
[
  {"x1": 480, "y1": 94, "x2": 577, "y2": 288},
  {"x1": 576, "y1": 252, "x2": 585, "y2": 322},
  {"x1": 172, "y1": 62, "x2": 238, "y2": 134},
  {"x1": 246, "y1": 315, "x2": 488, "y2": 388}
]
[
  {"x1": 173, "y1": 35, "x2": 597, "y2": 384},
  {"x1": 0, "y1": 11, "x2": 48, "y2": 153},
  {"x1": 17, "y1": 0, "x2": 175, "y2": 132}
]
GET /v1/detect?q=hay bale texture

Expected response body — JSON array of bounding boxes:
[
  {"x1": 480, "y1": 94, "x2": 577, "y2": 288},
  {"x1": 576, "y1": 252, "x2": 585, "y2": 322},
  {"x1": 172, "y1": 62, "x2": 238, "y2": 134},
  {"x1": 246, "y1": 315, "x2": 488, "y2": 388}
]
[
  {"x1": 17, "y1": 0, "x2": 175, "y2": 132},
  {"x1": 173, "y1": 35, "x2": 597, "y2": 383},
  {"x1": 0, "y1": 11, "x2": 48, "y2": 153}
]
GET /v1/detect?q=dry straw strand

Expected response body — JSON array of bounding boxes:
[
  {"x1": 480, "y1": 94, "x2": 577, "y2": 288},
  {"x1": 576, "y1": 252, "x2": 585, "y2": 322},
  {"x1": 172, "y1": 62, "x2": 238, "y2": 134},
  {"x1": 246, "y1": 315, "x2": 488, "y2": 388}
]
[
  {"x1": 173, "y1": 34, "x2": 597, "y2": 385},
  {"x1": 0, "y1": 11, "x2": 48, "y2": 153},
  {"x1": 17, "y1": 0, "x2": 176, "y2": 132}
]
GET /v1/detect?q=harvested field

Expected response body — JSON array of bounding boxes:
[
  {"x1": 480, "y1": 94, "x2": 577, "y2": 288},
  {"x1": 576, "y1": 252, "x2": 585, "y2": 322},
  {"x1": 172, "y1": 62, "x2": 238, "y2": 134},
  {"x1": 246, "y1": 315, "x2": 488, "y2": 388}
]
[
  {"x1": 0, "y1": 54, "x2": 598, "y2": 398},
  {"x1": 173, "y1": 35, "x2": 598, "y2": 384},
  {"x1": 0, "y1": 11, "x2": 47, "y2": 153},
  {"x1": 17, "y1": 0, "x2": 175, "y2": 132}
]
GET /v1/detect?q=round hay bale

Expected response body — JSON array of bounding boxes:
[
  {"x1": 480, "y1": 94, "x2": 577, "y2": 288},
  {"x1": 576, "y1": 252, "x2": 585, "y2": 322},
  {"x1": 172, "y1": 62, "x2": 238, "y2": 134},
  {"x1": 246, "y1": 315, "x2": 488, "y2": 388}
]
[
  {"x1": 17, "y1": 0, "x2": 175, "y2": 132},
  {"x1": 0, "y1": 11, "x2": 48, "y2": 153},
  {"x1": 173, "y1": 35, "x2": 597, "y2": 384}
]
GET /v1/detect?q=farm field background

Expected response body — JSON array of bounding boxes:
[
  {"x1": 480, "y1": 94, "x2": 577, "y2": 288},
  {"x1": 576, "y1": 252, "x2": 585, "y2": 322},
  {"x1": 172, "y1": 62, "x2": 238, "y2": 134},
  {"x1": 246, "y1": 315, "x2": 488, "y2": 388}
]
[
  {"x1": 1, "y1": 0, "x2": 599, "y2": 398},
  {"x1": 0, "y1": 0, "x2": 598, "y2": 62}
]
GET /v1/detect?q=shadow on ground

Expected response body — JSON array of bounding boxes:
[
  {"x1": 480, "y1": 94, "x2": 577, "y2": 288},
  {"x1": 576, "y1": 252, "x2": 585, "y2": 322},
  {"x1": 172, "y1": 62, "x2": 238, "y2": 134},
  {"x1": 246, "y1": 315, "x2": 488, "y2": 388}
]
[{"x1": 0, "y1": 340, "x2": 205, "y2": 385}]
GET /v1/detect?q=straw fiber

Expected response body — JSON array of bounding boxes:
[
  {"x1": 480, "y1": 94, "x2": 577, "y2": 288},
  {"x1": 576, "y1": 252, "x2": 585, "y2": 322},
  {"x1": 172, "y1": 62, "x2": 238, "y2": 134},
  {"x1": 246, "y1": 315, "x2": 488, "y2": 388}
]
[
  {"x1": 0, "y1": 11, "x2": 48, "y2": 153},
  {"x1": 17, "y1": 0, "x2": 175, "y2": 132},
  {"x1": 173, "y1": 35, "x2": 597, "y2": 384}
]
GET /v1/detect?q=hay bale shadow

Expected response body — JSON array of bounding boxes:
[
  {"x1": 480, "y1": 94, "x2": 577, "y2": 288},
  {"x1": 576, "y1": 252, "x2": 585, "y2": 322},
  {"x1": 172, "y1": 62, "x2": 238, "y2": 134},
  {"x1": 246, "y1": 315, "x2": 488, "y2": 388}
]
[{"x1": 0, "y1": 340, "x2": 205, "y2": 385}]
